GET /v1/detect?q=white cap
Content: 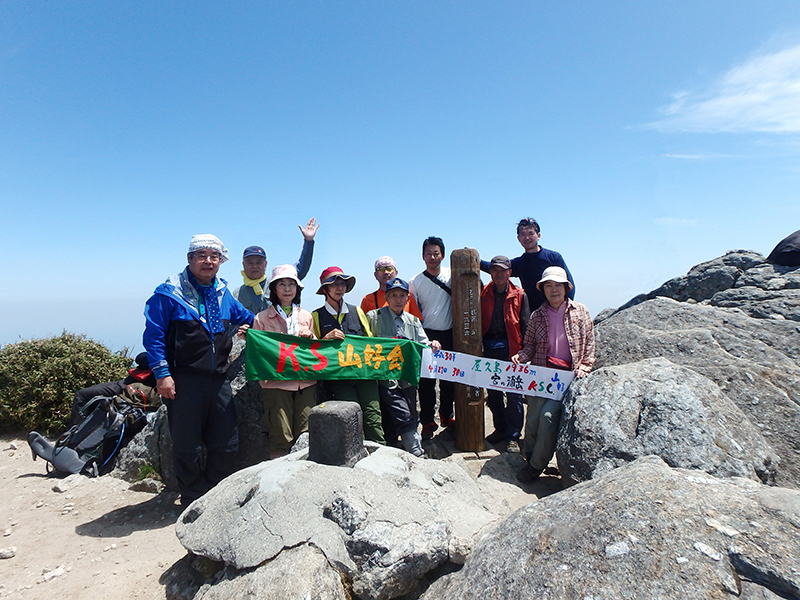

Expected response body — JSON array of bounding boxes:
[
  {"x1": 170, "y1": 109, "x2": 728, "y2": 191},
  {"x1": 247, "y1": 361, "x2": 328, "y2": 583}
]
[
  {"x1": 188, "y1": 234, "x2": 229, "y2": 263},
  {"x1": 536, "y1": 266, "x2": 572, "y2": 292}
]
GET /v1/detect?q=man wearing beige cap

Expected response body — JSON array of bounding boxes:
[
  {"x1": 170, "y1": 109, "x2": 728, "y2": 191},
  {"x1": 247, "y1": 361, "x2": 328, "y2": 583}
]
[{"x1": 481, "y1": 255, "x2": 530, "y2": 453}]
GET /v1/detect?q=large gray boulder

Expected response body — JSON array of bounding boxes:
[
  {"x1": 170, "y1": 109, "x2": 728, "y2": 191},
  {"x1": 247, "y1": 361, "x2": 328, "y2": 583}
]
[
  {"x1": 594, "y1": 296, "x2": 800, "y2": 488},
  {"x1": 423, "y1": 456, "x2": 800, "y2": 600},
  {"x1": 113, "y1": 405, "x2": 177, "y2": 490},
  {"x1": 708, "y1": 261, "x2": 800, "y2": 322},
  {"x1": 557, "y1": 358, "x2": 778, "y2": 486},
  {"x1": 605, "y1": 250, "x2": 764, "y2": 316},
  {"x1": 599, "y1": 250, "x2": 800, "y2": 324},
  {"x1": 175, "y1": 444, "x2": 501, "y2": 600},
  {"x1": 193, "y1": 544, "x2": 348, "y2": 600}
]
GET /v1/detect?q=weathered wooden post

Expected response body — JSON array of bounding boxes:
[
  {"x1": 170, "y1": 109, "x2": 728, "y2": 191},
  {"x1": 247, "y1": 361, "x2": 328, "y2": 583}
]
[{"x1": 450, "y1": 248, "x2": 484, "y2": 451}]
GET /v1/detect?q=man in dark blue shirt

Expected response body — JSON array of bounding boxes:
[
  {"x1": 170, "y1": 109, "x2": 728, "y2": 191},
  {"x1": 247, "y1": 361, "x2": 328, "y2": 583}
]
[{"x1": 481, "y1": 217, "x2": 575, "y2": 310}]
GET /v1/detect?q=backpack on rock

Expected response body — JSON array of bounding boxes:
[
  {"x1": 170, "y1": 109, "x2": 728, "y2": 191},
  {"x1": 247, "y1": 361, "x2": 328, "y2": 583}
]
[{"x1": 28, "y1": 394, "x2": 148, "y2": 477}]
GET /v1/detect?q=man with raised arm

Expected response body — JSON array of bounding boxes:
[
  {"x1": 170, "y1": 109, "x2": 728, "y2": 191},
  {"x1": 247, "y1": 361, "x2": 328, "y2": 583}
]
[{"x1": 234, "y1": 217, "x2": 320, "y2": 314}]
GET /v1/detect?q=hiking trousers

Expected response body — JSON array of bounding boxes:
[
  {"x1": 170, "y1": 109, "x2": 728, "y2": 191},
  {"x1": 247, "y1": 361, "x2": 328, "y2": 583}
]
[
  {"x1": 262, "y1": 385, "x2": 317, "y2": 456},
  {"x1": 524, "y1": 396, "x2": 563, "y2": 471},
  {"x1": 167, "y1": 372, "x2": 238, "y2": 507},
  {"x1": 418, "y1": 327, "x2": 455, "y2": 424}
]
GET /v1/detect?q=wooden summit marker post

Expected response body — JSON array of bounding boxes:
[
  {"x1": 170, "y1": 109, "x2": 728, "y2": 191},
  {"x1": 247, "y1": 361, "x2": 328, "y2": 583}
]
[{"x1": 450, "y1": 248, "x2": 484, "y2": 451}]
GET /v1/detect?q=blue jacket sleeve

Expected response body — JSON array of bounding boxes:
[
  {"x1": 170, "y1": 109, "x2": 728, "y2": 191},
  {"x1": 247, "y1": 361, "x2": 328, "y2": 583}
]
[
  {"x1": 479, "y1": 259, "x2": 490, "y2": 274},
  {"x1": 295, "y1": 240, "x2": 315, "y2": 281},
  {"x1": 143, "y1": 293, "x2": 173, "y2": 380}
]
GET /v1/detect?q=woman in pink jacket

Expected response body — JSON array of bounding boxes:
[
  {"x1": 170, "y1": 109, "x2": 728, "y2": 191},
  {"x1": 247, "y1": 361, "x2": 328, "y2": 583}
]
[{"x1": 253, "y1": 264, "x2": 317, "y2": 459}]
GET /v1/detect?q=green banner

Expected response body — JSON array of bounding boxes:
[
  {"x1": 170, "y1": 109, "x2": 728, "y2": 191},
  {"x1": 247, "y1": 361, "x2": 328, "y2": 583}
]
[{"x1": 245, "y1": 329, "x2": 425, "y2": 384}]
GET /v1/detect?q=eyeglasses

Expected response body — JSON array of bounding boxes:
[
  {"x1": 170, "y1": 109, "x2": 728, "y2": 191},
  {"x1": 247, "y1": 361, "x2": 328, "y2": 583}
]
[
  {"x1": 192, "y1": 252, "x2": 221, "y2": 262},
  {"x1": 375, "y1": 266, "x2": 396, "y2": 273}
]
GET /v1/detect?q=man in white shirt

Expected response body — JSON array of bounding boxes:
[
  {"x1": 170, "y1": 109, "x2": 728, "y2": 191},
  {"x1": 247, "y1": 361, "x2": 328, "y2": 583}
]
[{"x1": 409, "y1": 236, "x2": 456, "y2": 438}]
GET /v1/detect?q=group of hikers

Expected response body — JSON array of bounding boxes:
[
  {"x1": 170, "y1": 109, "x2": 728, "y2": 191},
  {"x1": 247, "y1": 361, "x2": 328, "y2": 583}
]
[{"x1": 141, "y1": 216, "x2": 595, "y2": 507}]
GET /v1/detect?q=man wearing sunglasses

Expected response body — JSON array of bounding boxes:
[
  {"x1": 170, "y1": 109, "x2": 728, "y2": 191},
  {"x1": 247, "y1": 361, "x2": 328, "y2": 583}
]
[
  {"x1": 481, "y1": 218, "x2": 575, "y2": 310},
  {"x1": 360, "y1": 256, "x2": 423, "y2": 319}
]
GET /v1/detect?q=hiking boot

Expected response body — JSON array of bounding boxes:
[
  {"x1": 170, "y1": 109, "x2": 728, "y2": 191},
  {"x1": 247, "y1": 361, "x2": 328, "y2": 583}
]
[
  {"x1": 485, "y1": 430, "x2": 506, "y2": 445},
  {"x1": 421, "y1": 422, "x2": 438, "y2": 440},
  {"x1": 506, "y1": 440, "x2": 521, "y2": 454},
  {"x1": 516, "y1": 465, "x2": 543, "y2": 484},
  {"x1": 440, "y1": 416, "x2": 456, "y2": 429}
]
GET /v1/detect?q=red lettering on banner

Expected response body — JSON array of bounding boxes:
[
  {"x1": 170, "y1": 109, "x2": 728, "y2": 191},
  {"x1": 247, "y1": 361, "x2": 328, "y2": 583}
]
[
  {"x1": 309, "y1": 342, "x2": 328, "y2": 371},
  {"x1": 277, "y1": 342, "x2": 301, "y2": 372}
]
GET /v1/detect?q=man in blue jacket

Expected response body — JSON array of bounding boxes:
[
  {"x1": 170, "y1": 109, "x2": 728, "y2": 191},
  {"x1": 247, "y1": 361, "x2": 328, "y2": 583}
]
[{"x1": 143, "y1": 234, "x2": 254, "y2": 507}]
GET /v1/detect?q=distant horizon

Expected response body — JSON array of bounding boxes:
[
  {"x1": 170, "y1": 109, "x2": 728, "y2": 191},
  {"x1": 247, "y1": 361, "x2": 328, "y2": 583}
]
[
  {"x1": 3, "y1": 3, "x2": 799, "y2": 352},
  {"x1": 1, "y1": 239, "x2": 785, "y2": 355}
]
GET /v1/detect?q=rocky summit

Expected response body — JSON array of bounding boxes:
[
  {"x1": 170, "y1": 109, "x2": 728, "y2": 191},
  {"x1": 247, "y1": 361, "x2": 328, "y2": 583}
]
[
  {"x1": 174, "y1": 443, "x2": 500, "y2": 600},
  {"x1": 109, "y1": 246, "x2": 800, "y2": 600},
  {"x1": 423, "y1": 456, "x2": 800, "y2": 600},
  {"x1": 591, "y1": 250, "x2": 800, "y2": 489}
]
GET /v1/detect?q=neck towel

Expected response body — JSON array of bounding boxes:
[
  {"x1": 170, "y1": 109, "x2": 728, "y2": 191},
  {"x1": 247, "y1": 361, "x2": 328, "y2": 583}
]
[
  {"x1": 241, "y1": 271, "x2": 267, "y2": 296},
  {"x1": 187, "y1": 271, "x2": 225, "y2": 334}
]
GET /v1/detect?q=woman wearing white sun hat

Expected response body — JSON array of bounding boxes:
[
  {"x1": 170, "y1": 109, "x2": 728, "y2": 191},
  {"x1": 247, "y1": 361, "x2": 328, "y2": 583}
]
[{"x1": 511, "y1": 266, "x2": 595, "y2": 484}]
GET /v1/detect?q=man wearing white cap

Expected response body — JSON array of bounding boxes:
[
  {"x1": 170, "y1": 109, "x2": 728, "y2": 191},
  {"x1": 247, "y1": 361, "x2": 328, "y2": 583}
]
[
  {"x1": 143, "y1": 234, "x2": 254, "y2": 507},
  {"x1": 360, "y1": 256, "x2": 422, "y2": 319}
]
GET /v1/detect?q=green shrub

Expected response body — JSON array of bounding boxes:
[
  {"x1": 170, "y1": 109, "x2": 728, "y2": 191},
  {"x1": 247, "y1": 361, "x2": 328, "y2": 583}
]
[
  {"x1": 0, "y1": 332, "x2": 130, "y2": 435},
  {"x1": 136, "y1": 463, "x2": 161, "y2": 481}
]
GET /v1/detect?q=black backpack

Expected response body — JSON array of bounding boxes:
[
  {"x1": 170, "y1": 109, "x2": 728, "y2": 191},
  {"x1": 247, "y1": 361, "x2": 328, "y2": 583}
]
[{"x1": 29, "y1": 395, "x2": 148, "y2": 477}]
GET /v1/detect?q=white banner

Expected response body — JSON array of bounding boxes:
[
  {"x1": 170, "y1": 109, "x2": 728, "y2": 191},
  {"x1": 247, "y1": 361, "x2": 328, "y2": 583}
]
[{"x1": 420, "y1": 348, "x2": 574, "y2": 401}]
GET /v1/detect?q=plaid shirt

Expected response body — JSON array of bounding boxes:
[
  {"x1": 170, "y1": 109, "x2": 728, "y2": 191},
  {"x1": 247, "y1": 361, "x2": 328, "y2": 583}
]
[{"x1": 517, "y1": 299, "x2": 595, "y2": 377}]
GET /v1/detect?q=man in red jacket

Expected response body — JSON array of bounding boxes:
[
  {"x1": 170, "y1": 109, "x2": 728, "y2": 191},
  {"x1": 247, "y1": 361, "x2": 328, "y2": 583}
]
[{"x1": 480, "y1": 255, "x2": 530, "y2": 453}]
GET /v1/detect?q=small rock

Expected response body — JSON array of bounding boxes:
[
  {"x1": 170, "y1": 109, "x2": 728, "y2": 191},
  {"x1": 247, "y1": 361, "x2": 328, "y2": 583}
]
[
  {"x1": 604, "y1": 541, "x2": 630, "y2": 558},
  {"x1": 129, "y1": 479, "x2": 164, "y2": 494},
  {"x1": 0, "y1": 547, "x2": 17, "y2": 559},
  {"x1": 676, "y1": 556, "x2": 689, "y2": 564},
  {"x1": 705, "y1": 518, "x2": 739, "y2": 537},
  {"x1": 9, "y1": 442, "x2": 18, "y2": 451},
  {"x1": 42, "y1": 566, "x2": 65, "y2": 581},
  {"x1": 693, "y1": 541, "x2": 722, "y2": 561},
  {"x1": 52, "y1": 474, "x2": 83, "y2": 493},
  {"x1": 3, "y1": 528, "x2": 11, "y2": 537},
  {"x1": 34, "y1": 501, "x2": 44, "y2": 508}
]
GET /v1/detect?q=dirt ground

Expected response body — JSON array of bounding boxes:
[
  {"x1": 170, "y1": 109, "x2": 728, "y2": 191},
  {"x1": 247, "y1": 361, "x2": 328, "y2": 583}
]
[
  {"x1": 0, "y1": 435, "x2": 186, "y2": 600},
  {"x1": 0, "y1": 407, "x2": 558, "y2": 600}
]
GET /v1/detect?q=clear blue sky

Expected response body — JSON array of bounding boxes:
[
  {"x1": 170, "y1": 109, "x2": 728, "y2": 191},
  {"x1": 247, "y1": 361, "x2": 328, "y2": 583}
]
[{"x1": 2, "y1": 2, "x2": 799, "y2": 353}]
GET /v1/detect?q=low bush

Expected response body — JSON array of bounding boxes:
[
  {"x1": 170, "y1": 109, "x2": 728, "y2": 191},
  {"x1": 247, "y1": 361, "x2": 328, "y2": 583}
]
[{"x1": 0, "y1": 332, "x2": 130, "y2": 435}]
